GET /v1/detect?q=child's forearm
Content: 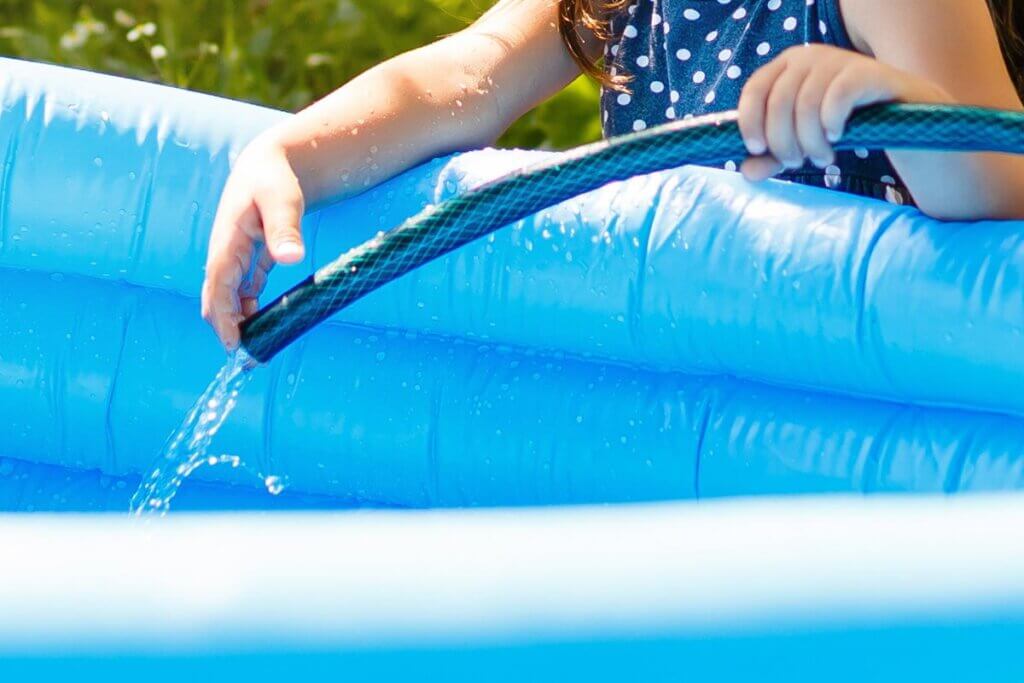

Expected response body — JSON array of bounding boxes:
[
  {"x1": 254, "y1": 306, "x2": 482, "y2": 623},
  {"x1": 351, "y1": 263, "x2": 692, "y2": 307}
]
[
  {"x1": 837, "y1": 0, "x2": 1024, "y2": 221},
  {"x1": 887, "y1": 148, "x2": 1024, "y2": 222},
  {"x1": 879, "y1": 82, "x2": 1024, "y2": 220},
  {"x1": 864, "y1": 80, "x2": 1024, "y2": 221},
  {"x1": 254, "y1": 35, "x2": 512, "y2": 209}
]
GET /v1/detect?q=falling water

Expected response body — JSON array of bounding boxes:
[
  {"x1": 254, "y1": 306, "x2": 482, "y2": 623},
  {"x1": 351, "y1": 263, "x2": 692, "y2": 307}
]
[{"x1": 129, "y1": 350, "x2": 284, "y2": 516}]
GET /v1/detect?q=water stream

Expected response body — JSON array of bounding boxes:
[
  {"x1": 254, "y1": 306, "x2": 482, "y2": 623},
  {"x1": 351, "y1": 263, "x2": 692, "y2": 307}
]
[{"x1": 129, "y1": 350, "x2": 284, "y2": 515}]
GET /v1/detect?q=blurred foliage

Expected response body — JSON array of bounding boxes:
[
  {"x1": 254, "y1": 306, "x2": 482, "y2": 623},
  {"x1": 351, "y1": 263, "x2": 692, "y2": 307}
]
[{"x1": 0, "y1": 0, "x2": 602, "y2": 149}]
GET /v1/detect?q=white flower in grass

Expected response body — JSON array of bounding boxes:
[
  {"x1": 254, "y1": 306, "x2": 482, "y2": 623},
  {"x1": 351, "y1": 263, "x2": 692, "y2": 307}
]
[
  {"x1": 305, "y1": 53, "x2": 333, "y2": 68},
  {"x1": 114, "y1": 9, "x2": 136, "y2": 27},
  {"x1": 59, "y1": 31, "x2": 85, "y2": 50},
  {"x1": 150, "y1": 44, "x2": 168, "y2": 60}
]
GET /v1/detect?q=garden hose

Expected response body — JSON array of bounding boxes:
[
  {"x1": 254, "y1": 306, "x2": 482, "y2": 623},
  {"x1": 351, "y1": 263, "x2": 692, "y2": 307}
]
[{"x1": 240, "y1": 103, "x2": 1024, "y2": 363}]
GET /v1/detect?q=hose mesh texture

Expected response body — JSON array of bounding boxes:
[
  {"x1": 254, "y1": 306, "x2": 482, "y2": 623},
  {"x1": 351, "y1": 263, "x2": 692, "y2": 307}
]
[{"x1": 240, "y1": 103, "x2": 1024, "y2": 362}]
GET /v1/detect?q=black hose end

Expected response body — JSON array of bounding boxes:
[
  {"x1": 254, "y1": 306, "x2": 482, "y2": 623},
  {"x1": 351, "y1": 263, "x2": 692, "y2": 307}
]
[
  {"x1": 238, "y1": 274, "x2": 317, "y2": 365},
  {"x1": 238, "y1": 313, "x2": 278, "y2": 365}
]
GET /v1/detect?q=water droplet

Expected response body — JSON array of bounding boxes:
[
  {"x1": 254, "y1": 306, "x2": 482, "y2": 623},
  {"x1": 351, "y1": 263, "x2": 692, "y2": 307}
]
[{"x1": 265, "y1": 476, "x2": 284, "y2": 495}]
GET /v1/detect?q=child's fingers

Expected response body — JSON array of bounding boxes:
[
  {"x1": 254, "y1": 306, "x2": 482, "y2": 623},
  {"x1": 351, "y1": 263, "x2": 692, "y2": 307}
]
[
  {"x1": 240, "y1": 296, "x2": 260, "y2": 319},
  {"x1": 764, "y1": 61, "x2": 811, "y2": 169},
  {"x1": 202, "y1": 203, "x2": 262, "y2": 350},
  {"x1": 740, "y1": 154, "x2": 785, "y2": 182},
  {"x1": 238, "y1": 244, "x2": 274, "y2": 299},
  {"x1": 819, "y1": 63, "x2": 892, "y2": 144},
  {"x1": 738, "y1": 57, "x2": 788, "y2": 156},
  {"x1": 202, "y1": 268, "x2": 243, "y2": 350},
  {"x1": 795, "y1": 64, "x2": 841, "y2": 168}
]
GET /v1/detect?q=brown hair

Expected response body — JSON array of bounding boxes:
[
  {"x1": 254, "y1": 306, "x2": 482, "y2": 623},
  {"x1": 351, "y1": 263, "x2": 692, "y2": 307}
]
[
  {"x1": 989, "y1": 0, "x2": 1024, "y2": 99},
  {"x1": 558, "y1": 0, "x2": 1024, "y2": 99},
  {"x1": 557, "y1": 0, "x2": 629, "y2": 90}
]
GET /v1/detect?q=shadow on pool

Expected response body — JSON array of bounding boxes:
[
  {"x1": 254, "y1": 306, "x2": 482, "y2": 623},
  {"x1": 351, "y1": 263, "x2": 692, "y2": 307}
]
[{"x1": 0, "y1": 456, "x2": 390, "y2": 513}]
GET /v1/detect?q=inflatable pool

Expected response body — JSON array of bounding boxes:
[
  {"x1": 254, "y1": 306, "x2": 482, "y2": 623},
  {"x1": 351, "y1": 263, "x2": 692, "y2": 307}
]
[{"x1": 1, "y1": 57, "x2": 1024, "y2": 677}]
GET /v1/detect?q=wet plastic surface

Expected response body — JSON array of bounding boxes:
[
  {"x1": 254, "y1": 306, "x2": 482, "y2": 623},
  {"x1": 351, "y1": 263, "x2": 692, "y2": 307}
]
[{"x1": 1, "y1": 58, "x2": 1023, "y2": 507}]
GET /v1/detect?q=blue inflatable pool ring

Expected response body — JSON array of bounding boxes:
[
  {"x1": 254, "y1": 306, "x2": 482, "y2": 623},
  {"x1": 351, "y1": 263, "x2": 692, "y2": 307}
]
[
  {"x1": 3, "y1": 57, "x2": 1024, "y2": 678},
  {"x1": 3, "y1": 58, "x2": 1024, "y2": 507}
]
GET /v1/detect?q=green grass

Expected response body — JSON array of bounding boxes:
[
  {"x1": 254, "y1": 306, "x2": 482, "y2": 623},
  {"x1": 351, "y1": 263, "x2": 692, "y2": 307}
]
[{"x1": 0, "y1": 0, "x2": 602, "y2": 149}]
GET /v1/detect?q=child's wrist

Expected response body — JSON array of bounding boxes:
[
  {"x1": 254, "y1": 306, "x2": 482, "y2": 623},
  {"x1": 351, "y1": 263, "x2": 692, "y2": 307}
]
[{"x1": 898, "y1": 74, "x2": 954, "y2": 106}]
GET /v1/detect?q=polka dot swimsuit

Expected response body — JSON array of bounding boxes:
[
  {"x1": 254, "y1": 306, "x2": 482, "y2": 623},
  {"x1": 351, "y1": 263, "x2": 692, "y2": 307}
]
[{"x1": 601, "y1": 0, "x2": 912, "y2": 205}]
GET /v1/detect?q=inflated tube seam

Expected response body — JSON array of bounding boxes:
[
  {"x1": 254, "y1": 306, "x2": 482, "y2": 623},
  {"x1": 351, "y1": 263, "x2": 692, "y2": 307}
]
[
  {"x1": 0, "y1": 109, "x2": 20, "y2": 254},
  {"x1": 627, "y1": 180, "x2": 659, "y2": 357},
  {"x1": 853, "y1": 209, "x2": 901, "y2": 395},
  {"x1": 425, "y1": 377, "x2": 443, "y2": 507},
  {"x1": 128, "y1": 156, "x2": 158, "y2": 279},
  {"x1": 691, "y1": 390, "x2": 714, "y2": 500},
  {"x1": 944, "y1": 428, "x2": 975, "y2": 494},
  {"x1": 49, "y1": 313, "x2": 69, "y2": 466},
  {"x1": 860, "y1": 407, "x2": 905, "y2": 494},
  {"x1": 103, "y1": 293, "x2": 135, "y2": 476}
]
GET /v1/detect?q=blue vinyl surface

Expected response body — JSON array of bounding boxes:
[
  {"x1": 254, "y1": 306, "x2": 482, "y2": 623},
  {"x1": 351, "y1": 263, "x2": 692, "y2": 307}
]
[
  {"x1": 1, "y1": 58, "x2": 1023, "y2": 506},
  {"x1": 2, "y1": 58, "x2": 1024, "y2": 677}
]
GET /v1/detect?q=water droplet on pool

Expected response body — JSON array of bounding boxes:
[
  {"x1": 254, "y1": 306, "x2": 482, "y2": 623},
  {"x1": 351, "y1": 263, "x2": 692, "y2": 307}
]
[{"x1": 265, "y1": 476, "x2": 284, "y2": 495}]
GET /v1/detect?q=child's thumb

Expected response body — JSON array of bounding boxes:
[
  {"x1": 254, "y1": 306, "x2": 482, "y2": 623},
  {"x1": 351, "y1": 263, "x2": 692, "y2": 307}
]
[{"x1": 259, "y1": 195, "x2": 305, "y2": 265}]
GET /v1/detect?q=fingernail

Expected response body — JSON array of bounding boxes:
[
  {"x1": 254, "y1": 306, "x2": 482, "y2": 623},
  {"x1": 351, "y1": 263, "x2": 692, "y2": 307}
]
[
  {"x1": 811, "y1": 156, "x2": 830, "y2": 169},
  {"x1": 747, "y1": 138, "x2": 767, "y2": 155},
  {"x1": 826, "y1": 129, "x2": 842, "y2": 143},
  {"x1": 275, "y1": 240, "x2": 304, "y2": 261}
]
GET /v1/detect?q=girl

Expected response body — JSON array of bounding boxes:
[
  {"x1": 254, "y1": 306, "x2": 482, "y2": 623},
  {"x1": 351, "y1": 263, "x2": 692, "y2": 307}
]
[{"x1": 202, "y1": 0, "x2": 1024, "y2": 349}]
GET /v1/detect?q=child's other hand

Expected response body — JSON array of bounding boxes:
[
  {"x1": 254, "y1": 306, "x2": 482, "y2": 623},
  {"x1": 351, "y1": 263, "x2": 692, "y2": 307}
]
[
  {"x1": 202, "y1": 136, "x2": 306, "y2": 350},
  {"x1": 737, "y1": 44, "x2": 947, "y2": 181}
]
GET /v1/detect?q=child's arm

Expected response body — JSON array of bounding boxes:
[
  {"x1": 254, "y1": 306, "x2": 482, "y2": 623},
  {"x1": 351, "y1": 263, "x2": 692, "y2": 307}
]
[
  {"x1": 737, "y1": 0, "x2": 1024, "y2": 221},
  {"x1": 202, "y1": 0, "x2": 593, "y2": 349}
]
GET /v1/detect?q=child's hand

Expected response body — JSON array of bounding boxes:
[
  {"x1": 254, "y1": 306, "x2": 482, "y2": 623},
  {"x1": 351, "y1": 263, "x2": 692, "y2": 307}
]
[
  {"x1": 202, "y1": 136, "x2": 307, "y2": 350},
  {"x1": 737, "y1": 44, "x2": 947, "y2": 181}
]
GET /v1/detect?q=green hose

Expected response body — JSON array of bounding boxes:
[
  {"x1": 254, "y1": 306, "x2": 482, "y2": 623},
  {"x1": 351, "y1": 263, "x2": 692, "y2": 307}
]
[{"x1": 240, "y1": 103, "x2": 1024, "y2": 363}]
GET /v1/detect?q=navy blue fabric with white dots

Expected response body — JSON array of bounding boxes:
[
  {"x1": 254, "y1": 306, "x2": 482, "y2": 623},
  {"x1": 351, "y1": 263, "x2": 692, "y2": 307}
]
[{"x1": 602, "y1": 0, "x2": 911, "y2": 205}]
